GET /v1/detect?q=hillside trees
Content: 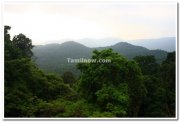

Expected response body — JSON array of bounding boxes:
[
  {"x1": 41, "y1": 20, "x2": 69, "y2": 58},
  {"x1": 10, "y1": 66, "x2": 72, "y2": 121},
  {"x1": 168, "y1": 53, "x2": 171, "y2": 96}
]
[
  {"x1": 134, "y1": 54, "x2": 175, "y2": 117},
  {"x1": 12, "y1": 33, "x2": 34, "y2": 58},
  {"x1": 133, "y1": 55, "x2": 159, "y2": 75},
  {"x1": 62, "y1": 71, "x2": 76, "y2": 86},
  {"x1": 160, "y1": 52, "x2": 175, "y2": 116},
  {"x1": 4, "y1": 26, "x2": 78, "y2": 117},
  {"x1": 4, "y1": 25, "x2": 176, "y2": 117},
  {"x1": 4, "y1": 26, "x2": 21, "y2": 60},
  {"x1": 77, "y1": 49, "x2": 147, "y2": 117}
]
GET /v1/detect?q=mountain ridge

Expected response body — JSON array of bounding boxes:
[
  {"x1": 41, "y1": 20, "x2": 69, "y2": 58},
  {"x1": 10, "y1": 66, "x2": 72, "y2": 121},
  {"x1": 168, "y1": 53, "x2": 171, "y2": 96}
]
[
  {"x1": 36, "y1": 37, "x2": 175, "y2": 52},
  {"x1": 32, "y1": 41, "x2": 169, "y2": 76}
]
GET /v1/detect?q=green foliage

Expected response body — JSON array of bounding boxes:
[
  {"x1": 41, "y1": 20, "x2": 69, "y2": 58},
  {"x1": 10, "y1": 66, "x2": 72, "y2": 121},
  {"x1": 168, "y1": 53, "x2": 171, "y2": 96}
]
[
  {"x1": 33, "y1": 98, "x2": 92, "y2": 117},
  {"x1": 77, "y1": 49, "x2": 146, "y2": 117},
  {"x1": 77, "y1": 49, "x2": 127, "y2": 100},
  {"x1": 4, "y1": 26, "x2": 175, "y2": 117},
  {"x1": 91, "y1": 111, "x2": 115, "y2": 117},
  {"x1": 136, "y1": 52, "x2": 175, "y2": 117},
  {"x1": 95, "y1": 83, "x2": 129, "y2": 116},
  {"x1": 63, "y1": 99, "x2": 92, "y2": 117},
  {"x1": 4, "y1": 26, "x2": 78, "y2": 117},
  {"x1": 32, "y1": 41, "x2": 167, "y2": 77},
  {"x1": 160, "y1": 52, "x2": 175, "y2": 116},
  {"x1": 4, "y1": 26, "x2": 22, "y2": 60},
  {"x1": 62, "y1": 71, "x2": 76, "y2": 86},
  {"x1": 133, "y1": 55, "x2": 159, "y2": 75},
  {"x1": 12, "y1": 33, "x2": 34, "y2": 58},
  {"x1": 125, "y1": 61, "x2": 147, "y2": 116},
  {"x1": 5, "y1": 84, "x2": 33, "y2": 117}
]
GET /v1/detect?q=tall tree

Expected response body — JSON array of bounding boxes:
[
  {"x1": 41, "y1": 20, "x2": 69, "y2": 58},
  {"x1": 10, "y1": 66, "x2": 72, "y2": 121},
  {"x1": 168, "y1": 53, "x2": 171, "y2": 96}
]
[
  {"x1": 4, "y1": 26, "x2": 77, "y2": 117},
  {"x1": 133, "y1": 55, "x2": 159, "y2": 75},
  {"x1": 126, "y1": 61, "x2": 147, "y2": 116},
  {"x1": 77, "y1": 49, "x2": 146, "y2": 117},
  {"x1": 160, "y1": 52, "x2": 175, "y2": 116},
  {"x1": 4, "y1": 26, "x2": 20, "y2": 60},
  {"x1": 62, "y1": 71, "x2": 76, "y2": 85},
  {"x1": 12, "y1": 33, "x2": 34, "y2": 58}
]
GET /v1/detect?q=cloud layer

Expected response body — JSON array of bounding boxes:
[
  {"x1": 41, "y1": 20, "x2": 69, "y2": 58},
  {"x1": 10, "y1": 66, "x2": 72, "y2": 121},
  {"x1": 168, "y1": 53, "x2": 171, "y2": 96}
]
[{"x1": 4, "y1": 2, "x2": 177, "y2": 45}]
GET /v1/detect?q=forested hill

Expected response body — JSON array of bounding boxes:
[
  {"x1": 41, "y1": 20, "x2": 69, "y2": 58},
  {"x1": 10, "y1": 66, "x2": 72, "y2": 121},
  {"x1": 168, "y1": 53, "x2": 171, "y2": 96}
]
[
  {"x1": 127, "y1": 37, "x2": 175, "y2": 52},
  {"x1": 32, "y1": 41, "x2": 167, "y2": 75},
  {"x1": 53, "y1": 37, "x2": 175, "y2": 52},
  {"x1": 5, "y1": 26, "x2": 175, "y2": 117},
  {"x1": 99, "y1": 42, "x2": 167, "y2": 62}
]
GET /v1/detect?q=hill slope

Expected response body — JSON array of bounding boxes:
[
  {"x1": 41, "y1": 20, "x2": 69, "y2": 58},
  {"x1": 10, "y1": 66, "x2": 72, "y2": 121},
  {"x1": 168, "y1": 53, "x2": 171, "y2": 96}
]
[
  {"x1": 127, "y1": 37, "x2": 175, "y2": 52},
  {"x1": 72, "y1": 37, "x2": 175, "y2": 52},
  {"x1": 32, "y1": 41, "x2": 167, "y2": 76}
]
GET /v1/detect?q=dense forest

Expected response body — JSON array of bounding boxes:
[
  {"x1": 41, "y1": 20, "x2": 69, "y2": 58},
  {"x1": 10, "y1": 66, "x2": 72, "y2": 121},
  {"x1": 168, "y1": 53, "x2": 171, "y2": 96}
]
[
  {"x1": 32, "y1": 40, "x2": 167, "y2": 76},
  {"x1": 5, "y1": 26, "x2": 175, "y2": 117}
]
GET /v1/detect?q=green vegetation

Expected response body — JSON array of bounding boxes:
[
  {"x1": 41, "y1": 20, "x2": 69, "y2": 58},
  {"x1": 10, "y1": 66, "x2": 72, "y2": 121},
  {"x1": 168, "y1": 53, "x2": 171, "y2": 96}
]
[
  {"x1": 32, "y1": 40, "x2": 167, "y2": 76},
  {"x1": 5, "y1": 26, "x2": 175, "y2": 117}
]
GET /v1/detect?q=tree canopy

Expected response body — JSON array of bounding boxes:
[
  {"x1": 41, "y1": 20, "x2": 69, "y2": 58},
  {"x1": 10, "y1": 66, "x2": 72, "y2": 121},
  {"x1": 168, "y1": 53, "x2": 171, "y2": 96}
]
[
  {"x1": 77, "y1": 49, "x2": 146, "y2": 116},
  {"x1": 4, "y1": 26, "x2": 176, "y2": 117}
]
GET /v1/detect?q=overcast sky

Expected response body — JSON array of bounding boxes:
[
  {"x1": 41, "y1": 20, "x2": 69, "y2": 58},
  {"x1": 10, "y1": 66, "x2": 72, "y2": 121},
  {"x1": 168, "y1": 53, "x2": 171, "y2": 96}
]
[{"x1": 4, "y1": 2, "x2": 177, "y2": 45}]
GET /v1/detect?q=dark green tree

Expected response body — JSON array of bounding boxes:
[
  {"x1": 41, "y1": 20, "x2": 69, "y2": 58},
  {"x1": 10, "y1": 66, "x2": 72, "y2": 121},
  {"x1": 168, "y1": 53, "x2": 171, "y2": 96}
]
[
  {"x1": 4, "y1": 25, "x2": 175, "y2": 117},
  {"x1": 133, "y1": 55, "x2": 159, "y2": 75},
  {"x1": 4, "y1": 26, "x2": 21, "y2": 60},
  {"x1": 125, "y1": 61, "x2": 147, "y2": 116},
  {"x1": 62, "y1": 71, "x2": 76, "y2": 85},
  {"x1": 136, "y1": 53, "x2": 175, "y2": 117},
  {"x1": 12, "y1": 33, "x2": 34, "y2": 58},
  {"x1": 4, "y1": 26, "x2": 78, "y2": 117},
  {"x1": 77, "y1": 49, "x2": 146, "y2": 117},
  {"x1": 160, "y1": 52, "x2": 175, "y2": 116},
  {"x1": 4, "y1": 26, "x2": 11, "y2": 41}
]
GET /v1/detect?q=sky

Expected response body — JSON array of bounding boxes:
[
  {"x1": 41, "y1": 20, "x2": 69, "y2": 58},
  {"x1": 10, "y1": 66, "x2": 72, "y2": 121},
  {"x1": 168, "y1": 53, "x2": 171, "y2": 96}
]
[{"x1": 4, "y1": 2, "x2": 177, "y2": 45}]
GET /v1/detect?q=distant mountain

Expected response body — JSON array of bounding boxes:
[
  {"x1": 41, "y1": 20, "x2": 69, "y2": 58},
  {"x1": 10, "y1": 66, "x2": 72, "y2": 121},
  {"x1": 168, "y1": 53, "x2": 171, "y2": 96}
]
[
  {"x1": 32, "y1": 41, "x2": 168, "y2": 76},
  {"x1": 40, "y1": 37, "x2": 175, "y2": 52},
  {"x1": 127, "y1": 37, "x2": 175, "y2": 52},
  {"x1": 77, "y1": 38, "x2": 123, "y2": 47},
  {"x1": 33, "y1": 41, "x2": 92, "y2": 76},
  {"x1": 74, "y1": 37, "x2": 175, "y2": 52},
  {"x1": 97, "y1": 42, "x2": 167, "y2": 63}
]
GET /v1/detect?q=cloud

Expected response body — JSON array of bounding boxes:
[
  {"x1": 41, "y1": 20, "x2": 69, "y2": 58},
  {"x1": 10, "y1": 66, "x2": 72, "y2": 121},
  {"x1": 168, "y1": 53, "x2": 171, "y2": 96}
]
[{"x1": 4, "y1": 2, "x2": 177, "y2": 45}]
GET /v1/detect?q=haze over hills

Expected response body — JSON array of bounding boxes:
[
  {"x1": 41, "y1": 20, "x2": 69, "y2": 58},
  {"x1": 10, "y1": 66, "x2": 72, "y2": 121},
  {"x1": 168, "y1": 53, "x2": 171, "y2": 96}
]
[
  {"x1": 40, "y1": 37, "x2": 175, "y2": 52},
  {"x1": 32, "y1": 41, "x2": 168, "y2": 76},
  {"x1": 127, "y1": 37, "x2": 175, "y2": 52}
]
